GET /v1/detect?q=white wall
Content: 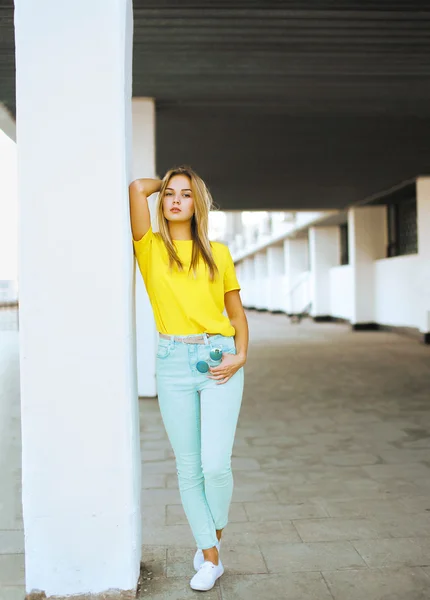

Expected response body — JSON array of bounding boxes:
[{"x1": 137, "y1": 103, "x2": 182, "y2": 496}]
[
  {"x1": 330, "y1": 265, "x2": 353, "y2": 320},
  {"x1": 374, "y1": 255, "x2": 426, "y2": 330}
]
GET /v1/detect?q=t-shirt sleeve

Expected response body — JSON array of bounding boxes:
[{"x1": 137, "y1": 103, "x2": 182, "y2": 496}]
[
  {"x1": 132, "y1": 226, "x2": 154, "y2": 261},
  {"x1": 132, "y1": 226, "x2": 154, "y2": 274},
  {"x1": 224, "y1": 245, "x2": 241, "y2": 293}
]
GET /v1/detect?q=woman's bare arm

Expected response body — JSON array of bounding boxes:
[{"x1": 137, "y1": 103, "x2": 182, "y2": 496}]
[
  {"x1": 129, "y1": 178, "x2": 162, "y2": 241},
  {"x1": 225, "y1": 290, "x2": 248, "y2": 364}
]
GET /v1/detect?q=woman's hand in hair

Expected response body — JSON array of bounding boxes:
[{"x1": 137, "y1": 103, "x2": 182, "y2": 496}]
[{"x1": 207, "y1": 352, "x2": 245, "y2": 385}]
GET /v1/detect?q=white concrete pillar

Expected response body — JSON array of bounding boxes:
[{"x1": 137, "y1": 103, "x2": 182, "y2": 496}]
[
  {"x1": 348, "y1": 206, "x2": 387, "y2": 327},
  {"x1": 132, "y1": 98, "x2": 157, "y2": 398},
  {"x1": 284, "y1": 237, "x2": 309, "y2": 314},
  {"x1": 242, "y1": 257, "x2": 255, "y2": 308},
  {"x1": 15, "y1": 1, "x2": 141, "y2": 597},
  {"x1": 267, "y1": 246, "x2": 285, "y2": 312},
  {"x1": 309, "y1": 227, "x2": 340, "y2": 318},
  {"x1": 413, "y1": 178, "x2": 430, "y2": 338},
  {"x1": 254, "y1": 251, "x2": 269, "y2": 310},
  {"x1": 225, "y1": 211, "x2": 242, "y2": 243}
]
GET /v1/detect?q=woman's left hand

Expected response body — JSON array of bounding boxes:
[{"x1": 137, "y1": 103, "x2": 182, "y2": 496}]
[{"x1": 207, "y1": 353, "x2": 246, "y2": 385}]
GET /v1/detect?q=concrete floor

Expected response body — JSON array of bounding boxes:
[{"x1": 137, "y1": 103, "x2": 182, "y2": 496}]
[{"x1": 2, "y1": 311, "x2": 430, "y2": 599}]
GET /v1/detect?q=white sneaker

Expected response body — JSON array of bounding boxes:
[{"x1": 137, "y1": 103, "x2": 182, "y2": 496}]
[
  {"x1": 193, "y1": 540, "x2": 221, "y2": 571},
  {"x1": 190, "y1": 560, "x2": 224, "y2": 591}
]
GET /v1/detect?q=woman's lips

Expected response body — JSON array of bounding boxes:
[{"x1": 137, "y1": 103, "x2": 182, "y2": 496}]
[{"x1": 170, "y1": 208, "x2": 181, "y2": 213}]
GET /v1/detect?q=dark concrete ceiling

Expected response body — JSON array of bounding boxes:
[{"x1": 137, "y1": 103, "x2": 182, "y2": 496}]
[{"x1": 2, "y1": 2, "x2": 430, "y2": 210}]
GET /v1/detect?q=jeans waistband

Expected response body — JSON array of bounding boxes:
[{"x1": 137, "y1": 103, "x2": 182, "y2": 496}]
[{"x1": 159, "y1": 332, "x2": 218, "y2": 345}]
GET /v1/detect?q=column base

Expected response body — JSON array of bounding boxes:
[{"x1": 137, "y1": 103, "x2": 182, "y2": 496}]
[
  {"x1": 352, "y1": 322, "x2": 379, "y2": 331},
  {"x1": 312, "y1": 315, "x2": 333, "y2": 323},
  {"x1": 26, "y1": 589, "x2": 136, "y2": 600}
]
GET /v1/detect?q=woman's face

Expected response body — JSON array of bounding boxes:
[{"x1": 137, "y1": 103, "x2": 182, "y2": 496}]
[{"x1": 162, "y1": 174, "x2": 195, "y2": 223}]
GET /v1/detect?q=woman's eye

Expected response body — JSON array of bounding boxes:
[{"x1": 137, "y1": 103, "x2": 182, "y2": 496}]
[{"x1": 183, "y1": 193, "x2": 191, "y2": 198}]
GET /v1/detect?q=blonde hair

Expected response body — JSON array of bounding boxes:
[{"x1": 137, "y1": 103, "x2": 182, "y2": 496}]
[{"x1": 156, "y1": 166, "x2": 219, "y2": 281}]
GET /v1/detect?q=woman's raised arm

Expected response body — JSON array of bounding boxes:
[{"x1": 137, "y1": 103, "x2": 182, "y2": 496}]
[{"x1": 129, "y1": 178, "x2": 162, "y2": 241}]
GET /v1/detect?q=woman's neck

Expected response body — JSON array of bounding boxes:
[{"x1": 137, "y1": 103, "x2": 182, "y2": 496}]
[{"x1": 169, "y1": 221, "x2": 193, "y2": 241}]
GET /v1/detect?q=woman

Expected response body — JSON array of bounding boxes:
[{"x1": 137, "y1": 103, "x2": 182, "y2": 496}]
[{"x1": 129, "y1": 166, "x2": 248, "y2": 591}]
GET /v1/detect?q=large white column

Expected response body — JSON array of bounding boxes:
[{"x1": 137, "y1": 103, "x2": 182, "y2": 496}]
[
  {"x1": 254, "y1": 251, "x2": 269, "y2": 310},
  {"x1": 416, "y1": 178, "x2": 430, "y2": 340},
  {"x1": 284, "y1": 237, "x2": 309, "y2": 314},
  {"x1": 132, "y1": 98, "x2": 157, "y2": 398},
  {"x1": 225, "y1": 211, "x2": 242, "y2": 243},
  {"x1": 348, "y1": 206, "x2": 387, "y2": 327},
  {"x1": 309, "y1": 227, "x2": 340, "y2": 318},
  {"x1": 267, "y1": 245, "x2": 285, "y2": 312},
  {"x1": 241, "y1": 257, "x2": 255, "y2": 308},
  {"x1": 15, "y1": 1, "x2": 141, "y2": 597}
]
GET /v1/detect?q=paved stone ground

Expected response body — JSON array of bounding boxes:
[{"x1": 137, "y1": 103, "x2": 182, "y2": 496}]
[
  {"x1": 2, "y1": 311, "x2": 430, "y2": 599},
  {"x1": 139, "y1": 312, "x2": 430, "y2": 599}
]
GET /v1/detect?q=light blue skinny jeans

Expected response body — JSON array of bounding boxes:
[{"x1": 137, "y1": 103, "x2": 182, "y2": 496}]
[{"x1": 156, "y1": 333, "x2": 244, "y2": 550}]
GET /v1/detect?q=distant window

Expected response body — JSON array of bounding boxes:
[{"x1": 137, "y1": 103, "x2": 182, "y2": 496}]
[
  {"x1": 387, "y1": 197, "x2": 418, "y2": 257},
  {"x1": 340, "y1": 223, "x2": 349, "y2": 265}
]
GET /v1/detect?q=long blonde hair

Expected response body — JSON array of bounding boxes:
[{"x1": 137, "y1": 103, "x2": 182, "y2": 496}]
[{"x1": 156, "y1": 166, "x2": 219, "y2": 281}]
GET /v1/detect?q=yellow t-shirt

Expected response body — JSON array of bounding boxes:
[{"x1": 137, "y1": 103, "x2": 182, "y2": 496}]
[{"x1": 133, "y1": 227, "x2": 241, "y2": 336}]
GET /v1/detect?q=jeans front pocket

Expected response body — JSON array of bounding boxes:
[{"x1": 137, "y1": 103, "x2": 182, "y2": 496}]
[
  {"x1": 157, "y1": 340, "x2": 173, "y2": 359},
  {"x1": 210, "y1": 335, "x2": 236, "y2": 356}
]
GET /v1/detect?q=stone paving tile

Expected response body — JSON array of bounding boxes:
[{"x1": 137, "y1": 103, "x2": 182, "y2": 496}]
[
  {"x1": 293, "y1": 514, "x2": 430, "y2": 542},
  {"x1": 0, "y1": 554, "x2": 25, "y2": 586},
  {"x1": 141, "y1": 545, "x2": 167, "y2": 577},
  {"x1": 213, "y1": 544, "x2": 268, "y2": 575},
  {"x1": 397, "y1": 495, "x2": 430, "y2": 514},
  {"x1": 219, "y1": 572, "x2": 334, "y2": 600},
  {"x1": 142, "y1": 460, "x2": 176, "y2": 474},
  {"x1": 377, "y1": 448, "x2": 430, "y2": 464},
  {"x1": 138, "y1": 575, "x2": 221, "y2": 599},
  {"x1": 351, "y1": 537, "x2": 430, "y2": 568},
  {"x1": 274, "y1": 477, "x2": 421, "y2": 503},
  {"x1": 320, "y1": 452, "x2": 382, "y2": 466},
  {"x1": 141, "y1": 449, "x2": 167, "y2": 461},
  {"x1": 362, "y1": 462, "x2": 430, "y2": 481},
  {"x1": 259, "y1": 540, "x2": 367, "y2": 573},
  {"x1": 244, "y1": 500, "x2": 328, "y2": 521},
  {"x1": 219, "y1": 520, "x2": 301, "y2": 545},
  {"x1": 0, "y1": 531, "x2": 24, "y2": 554},
  {"x1": 319, "y1": 497, "x2": 411, "y2": 518},
  {"x1": 231, "y1": 487, "x2": 278, "y2": 503},
  {"x1": 231, "y1": 457, "x2": 261, "y2": 471},
  {"x1": 166, "y1": 502, "x2": 248, "y2": 526},
  {"x1": 322, "y1": 567, "x2": 430, "y2": 600},
  {"x1": 166, "y1": 543, "x2": 267, "y2": 577},
  {"x1": 142, "y1": 503, "x2": 166, "y2": 529},
  {"x1": 247, "y1": 435, "x2": 302, "y2": 447},
  {"x1": 141, "y1": 473, "x2": 167, "y2": 489},
  {"x1": 142, "y1": 524, "x2": 195, "y2": 548},
  {"x1": 141, "y1": 488, "x2": 182, "y2": 506}
]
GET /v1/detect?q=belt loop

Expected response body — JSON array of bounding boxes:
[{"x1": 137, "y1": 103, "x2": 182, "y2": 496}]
[{"x1": 203, "y1": 332, "x2": 209, "y2": 346}]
